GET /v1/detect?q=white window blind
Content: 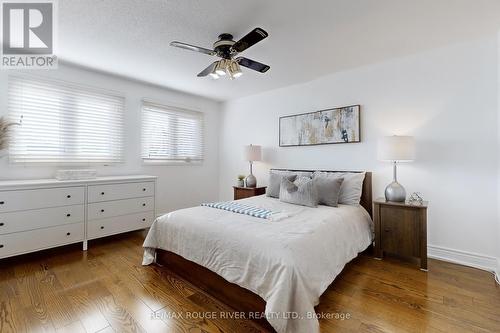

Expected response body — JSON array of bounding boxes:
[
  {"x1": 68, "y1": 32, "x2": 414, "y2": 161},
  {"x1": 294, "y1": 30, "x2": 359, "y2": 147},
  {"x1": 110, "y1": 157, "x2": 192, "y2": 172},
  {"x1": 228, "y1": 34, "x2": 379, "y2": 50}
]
[
  {"x1": 8, "y1": 76, "x2": 124, "y2": 164},
  {"x1": 141, "y1": 101, "x2": 204, "y2": 162}
]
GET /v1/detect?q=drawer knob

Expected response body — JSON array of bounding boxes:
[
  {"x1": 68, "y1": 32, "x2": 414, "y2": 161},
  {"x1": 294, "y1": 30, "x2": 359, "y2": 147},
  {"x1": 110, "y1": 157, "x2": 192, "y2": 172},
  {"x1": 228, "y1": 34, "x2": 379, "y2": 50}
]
[
  {"x1": 0, "y1": 244, "x2": 3, "y2": 248},
  {"x1": 66, "y1": 232, "x2": 71, "y2": 236},
  {"x1": 0, "y1": 201, "x2": 4, "y2": 205},
  {"x1": 142, "y1": 203, "x2": 146, "y2": 207},
  {"x1": 67, "y1": 195, "x2": 71, "y2": 198},
  {"x1": 142, "y1": 218, "x2": 146, "y2": 222},
  {"x1": 101, "y1": 209, "x2": 105, "y2": 213},
  {"x1": 101, "y1": 192, "x2": 105, "y2": 195},
  {"x1": 66, "y1": 214, "x2": 71, "y2": 217},
  {"x1": 142, "y1": 188, "x2": 146, "y2": 191},
  {"x1": 0, "y1": 223, "x2": 4, "y2": 226},
  {"x1": 384, "y1": 228, "x2": 391, "y2": 232},
  {"x1": 100, "y1": 226, "x2": 104, "y2": 230}
]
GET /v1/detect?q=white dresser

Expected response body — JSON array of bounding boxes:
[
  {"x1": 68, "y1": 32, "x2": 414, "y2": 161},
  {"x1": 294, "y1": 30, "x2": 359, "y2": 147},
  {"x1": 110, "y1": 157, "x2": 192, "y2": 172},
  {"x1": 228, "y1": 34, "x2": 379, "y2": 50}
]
[{"x1": 0, "y1": 175, "x2": 156, "y2": 259}]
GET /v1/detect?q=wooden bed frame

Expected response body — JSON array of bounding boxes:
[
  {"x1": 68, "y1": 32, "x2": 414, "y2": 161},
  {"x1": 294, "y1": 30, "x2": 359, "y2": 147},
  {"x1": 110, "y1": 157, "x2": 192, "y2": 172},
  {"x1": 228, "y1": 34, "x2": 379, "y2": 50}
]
[{"x1": 156, "y1": 170, "x2": 372, "y2": 331}]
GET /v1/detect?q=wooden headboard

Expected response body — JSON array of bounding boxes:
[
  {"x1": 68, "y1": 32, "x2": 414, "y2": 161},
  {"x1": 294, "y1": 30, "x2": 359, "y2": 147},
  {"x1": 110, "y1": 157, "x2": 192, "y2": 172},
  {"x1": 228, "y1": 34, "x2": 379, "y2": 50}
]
[{"x1": 270, "y1": 169, "x2": 373, "y2": 218}]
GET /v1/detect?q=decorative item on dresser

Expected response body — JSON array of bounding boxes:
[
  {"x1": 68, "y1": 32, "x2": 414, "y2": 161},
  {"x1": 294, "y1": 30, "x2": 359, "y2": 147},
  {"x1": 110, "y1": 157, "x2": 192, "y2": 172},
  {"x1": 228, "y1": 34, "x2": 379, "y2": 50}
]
[
  {"x1": 378, "y1": 135, "x2": 415, "y2": 202},
  {"x1": 236, "y1": 175, "x2": 245, "y2": 187},
  {"x1": 373, "y1": 197, "x2": 428, "y2": 270},
  {"x1": 0, "y1": 175, "x2": 156, "y2": 259},
  {"x1": 243, "y1": 144, "x2": 262, "y2": 187},
  {"x1": 0, "y1": 115, "x2": 22, "y2": 155},
  {"x1": 55, "y1": 169, "x2": 97, "y2": 180},
  {"x1": 233, "y1": 186, "x2": 266, "y2": 200}
]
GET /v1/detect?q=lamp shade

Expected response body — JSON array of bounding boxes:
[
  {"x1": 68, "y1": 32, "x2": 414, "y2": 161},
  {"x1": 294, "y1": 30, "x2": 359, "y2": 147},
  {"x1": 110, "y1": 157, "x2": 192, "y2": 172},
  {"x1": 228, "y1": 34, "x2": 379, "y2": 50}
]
[
  {"x1": 378, "y1": 136, "x2": 415, "y2": 162},
  {"x1": 244, "y1": 145, "x2": 262, "y2": 162}
]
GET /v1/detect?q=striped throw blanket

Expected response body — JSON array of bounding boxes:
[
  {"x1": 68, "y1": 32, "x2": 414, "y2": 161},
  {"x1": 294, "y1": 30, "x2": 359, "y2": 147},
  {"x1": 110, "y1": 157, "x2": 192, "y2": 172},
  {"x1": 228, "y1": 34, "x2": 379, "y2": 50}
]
[{"x1": 201, "y1": 201, "x2": 275, "y2": 219}]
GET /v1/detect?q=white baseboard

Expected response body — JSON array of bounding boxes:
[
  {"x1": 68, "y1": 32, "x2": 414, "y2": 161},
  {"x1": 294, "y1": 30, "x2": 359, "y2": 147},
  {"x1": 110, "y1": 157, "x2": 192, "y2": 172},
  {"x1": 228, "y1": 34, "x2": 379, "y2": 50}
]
[{"x1": 427, "y1": 245, "x2": 498, "y2": 273}]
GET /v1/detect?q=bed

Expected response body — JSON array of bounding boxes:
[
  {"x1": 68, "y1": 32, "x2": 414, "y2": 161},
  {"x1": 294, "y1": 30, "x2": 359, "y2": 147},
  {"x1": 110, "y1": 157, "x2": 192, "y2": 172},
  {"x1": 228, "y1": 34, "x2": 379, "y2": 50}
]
[{"x1": 143, "y1": 170, "x2": 373, "y2": 333}]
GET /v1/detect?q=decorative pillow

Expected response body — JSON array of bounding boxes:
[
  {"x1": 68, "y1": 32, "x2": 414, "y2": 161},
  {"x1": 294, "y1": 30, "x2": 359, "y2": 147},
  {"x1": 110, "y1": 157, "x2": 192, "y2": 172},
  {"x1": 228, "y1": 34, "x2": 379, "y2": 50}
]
[
  {"x1": 313, "y1": 174, "x2": 344, "y2": 207},
  {"x1": 313, "y1": 171, "x2": 365, "y2": 205},
  {"x1": 267, "y1": 172, "x2": 296, "y2": 198},
  {"x1": 266, "y1": 170, "x2": 313, "y2": 198},
  {"x1": 279, "y1": 176, "x2": 318, "y2": 207}
]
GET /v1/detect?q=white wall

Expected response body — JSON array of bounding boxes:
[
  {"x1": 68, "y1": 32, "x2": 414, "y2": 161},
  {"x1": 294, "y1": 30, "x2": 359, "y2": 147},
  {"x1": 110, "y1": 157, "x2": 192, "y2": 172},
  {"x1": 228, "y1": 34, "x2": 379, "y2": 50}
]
[
  {"x1": 219, "y1": 37, "x2": 499, "y2": 263},
  {"x1": 0, "y1": 63, "x2": 222, "y2": 215}
]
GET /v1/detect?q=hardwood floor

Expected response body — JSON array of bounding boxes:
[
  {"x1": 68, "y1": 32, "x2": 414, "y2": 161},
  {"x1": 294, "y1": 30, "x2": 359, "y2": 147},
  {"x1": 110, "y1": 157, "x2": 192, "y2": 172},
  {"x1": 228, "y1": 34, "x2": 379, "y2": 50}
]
[{"x1": 1, "y1": 231, "x2": 499, "y2": 333}]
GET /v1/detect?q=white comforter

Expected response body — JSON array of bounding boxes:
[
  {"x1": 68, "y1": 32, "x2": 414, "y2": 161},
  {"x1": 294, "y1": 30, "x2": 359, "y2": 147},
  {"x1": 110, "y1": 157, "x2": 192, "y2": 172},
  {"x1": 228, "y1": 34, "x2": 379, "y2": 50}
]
[{"x1": 143, "y1": 195, "x2": 373, "y2": 333}]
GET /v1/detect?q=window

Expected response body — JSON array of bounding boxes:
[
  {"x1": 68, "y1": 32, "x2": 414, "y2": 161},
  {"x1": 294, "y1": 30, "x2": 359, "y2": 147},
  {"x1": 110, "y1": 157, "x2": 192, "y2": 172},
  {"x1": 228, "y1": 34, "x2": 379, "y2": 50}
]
[
  {"x1": 141, "y1": 101, "x2": 204, "y2": 163},
  {"x1": 8, "y1": 76, "x2": 124, "y2": 164}
]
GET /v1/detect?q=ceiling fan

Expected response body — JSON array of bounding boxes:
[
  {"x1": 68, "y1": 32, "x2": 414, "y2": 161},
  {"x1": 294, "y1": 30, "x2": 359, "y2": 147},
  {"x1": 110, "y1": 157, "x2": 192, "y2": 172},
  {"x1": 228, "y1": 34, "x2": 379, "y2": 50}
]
[{"x1": 170, "y1": 27, "x2": 270, "y2": 80}]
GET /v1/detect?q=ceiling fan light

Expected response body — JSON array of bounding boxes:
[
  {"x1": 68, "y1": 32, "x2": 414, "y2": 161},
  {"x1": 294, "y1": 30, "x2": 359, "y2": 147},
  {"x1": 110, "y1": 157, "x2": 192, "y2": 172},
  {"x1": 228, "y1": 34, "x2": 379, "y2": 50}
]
[
  {"x1": 209, "y1": 72, "x2": 219, "y2": 79},
  {"x1": 228, "y1": 61, "x2": 243, "y2": 79},
  {"x1": 215, "y1": 60, "x2": 227, "y2": 76}
]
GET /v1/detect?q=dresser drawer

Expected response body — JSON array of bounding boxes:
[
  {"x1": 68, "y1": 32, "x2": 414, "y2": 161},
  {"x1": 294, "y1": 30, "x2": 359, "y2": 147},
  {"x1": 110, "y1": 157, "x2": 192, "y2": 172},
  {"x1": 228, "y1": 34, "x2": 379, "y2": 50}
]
[
  {"x1": 88, "y1": 182, "x2": 155, "y2": 203},
  {"x1": 0, "y1": 222, "x2": 84, "y2": 259},
  {"x1": 0, "y1": 187, "x2": 85, "y2": 213},
  {"x1": 0, "y1": 205, "x2": 84, "y2": 235},
  {"x1": 88, "y1": 197, "x2": 154, "y2": 220},
  {"x1": 87, "y1": 211, "x2": 154, "y2": 239}
]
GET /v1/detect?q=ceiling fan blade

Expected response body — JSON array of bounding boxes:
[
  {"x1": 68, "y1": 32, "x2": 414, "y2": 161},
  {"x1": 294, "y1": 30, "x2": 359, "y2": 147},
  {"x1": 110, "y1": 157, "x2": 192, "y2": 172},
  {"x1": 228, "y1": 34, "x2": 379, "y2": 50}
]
[
  {"x1": 197, "y1": 62, "x2": 217, "y2": 77},
  {"x1": 236, "y1": 57, "x2": 270, "y2": 73},
  {"x1": 231, "y1": 28, "x2": 268, "y2": 53},
  {"x1": 170, "y1": 41, "x2": 215, "y2": 56}
]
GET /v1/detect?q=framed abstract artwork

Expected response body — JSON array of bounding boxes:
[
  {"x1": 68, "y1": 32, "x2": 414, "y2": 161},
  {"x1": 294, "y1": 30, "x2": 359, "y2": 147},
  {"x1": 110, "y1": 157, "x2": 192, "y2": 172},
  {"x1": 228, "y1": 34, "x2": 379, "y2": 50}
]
[{"x1": 279, "y1": 105, "x2": 360, "y2": 147}]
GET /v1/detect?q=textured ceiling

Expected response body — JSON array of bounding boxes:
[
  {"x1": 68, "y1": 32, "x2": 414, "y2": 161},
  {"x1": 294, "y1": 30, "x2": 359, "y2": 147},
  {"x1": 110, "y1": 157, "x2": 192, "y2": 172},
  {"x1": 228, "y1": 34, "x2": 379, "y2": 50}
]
[{"x1": 59, "y1": 0, "x2": 500, "y2": 101}]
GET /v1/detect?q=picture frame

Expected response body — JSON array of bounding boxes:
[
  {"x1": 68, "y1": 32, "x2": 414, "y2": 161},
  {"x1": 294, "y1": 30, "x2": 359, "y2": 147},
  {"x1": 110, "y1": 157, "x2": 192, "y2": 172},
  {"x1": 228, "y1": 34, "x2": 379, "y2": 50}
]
[{"x1": 279, "y1": 105, "x2": 360, "y2": 147}]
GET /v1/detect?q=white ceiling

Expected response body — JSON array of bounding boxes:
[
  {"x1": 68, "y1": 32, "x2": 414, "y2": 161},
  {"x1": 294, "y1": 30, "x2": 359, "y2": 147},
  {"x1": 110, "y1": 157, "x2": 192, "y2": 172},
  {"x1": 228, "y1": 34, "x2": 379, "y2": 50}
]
[{"x1": 59, "y1": 0, "x2": 500, "y2": 101}]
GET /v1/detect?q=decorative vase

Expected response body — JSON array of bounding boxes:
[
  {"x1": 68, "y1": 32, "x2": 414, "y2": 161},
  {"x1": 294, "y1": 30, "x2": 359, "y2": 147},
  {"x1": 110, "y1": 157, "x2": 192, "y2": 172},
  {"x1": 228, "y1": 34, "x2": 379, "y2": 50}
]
[
  {"x1": 385, "y1": 181, "x2": 406, "y2": 202},
  {"x1": 245, "y1": 174, "x2": 257, "y2": 188},
  {"x1": 237, "y1": 179, "x2": 244, "y2": 187},
  {"x1": 384, "y1": 162, "x2": 406, "y2": 202}
]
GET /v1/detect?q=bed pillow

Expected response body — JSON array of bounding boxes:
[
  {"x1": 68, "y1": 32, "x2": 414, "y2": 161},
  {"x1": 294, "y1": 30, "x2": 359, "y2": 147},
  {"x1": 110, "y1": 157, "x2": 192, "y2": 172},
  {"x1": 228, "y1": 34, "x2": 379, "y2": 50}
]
[
  {"x1": 313, "y1": 174, "x2": 344, "y2": 207},
  {"x1": 267, "y1": 172, "x2": 296, "y2": 198},
  {"x1": 279, "y1": 176, "x2": 318, "y2": 207},
  {"x1": 266, "y1": 170, "x2": 312, "y2": 198},
  {"x1": 313, "y1": 171, "x2": 365, "y2": 205}
]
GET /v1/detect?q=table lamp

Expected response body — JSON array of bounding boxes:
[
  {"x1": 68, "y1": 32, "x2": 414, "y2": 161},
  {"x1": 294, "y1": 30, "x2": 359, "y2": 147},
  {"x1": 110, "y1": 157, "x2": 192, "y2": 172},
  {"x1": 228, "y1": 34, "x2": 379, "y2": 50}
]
[
  {"x1": 243, "y1": 144, "x2": 261, "y2": 187},
  {"x1": 378, "y1": 136, "x2": 415, "y2": 202}
]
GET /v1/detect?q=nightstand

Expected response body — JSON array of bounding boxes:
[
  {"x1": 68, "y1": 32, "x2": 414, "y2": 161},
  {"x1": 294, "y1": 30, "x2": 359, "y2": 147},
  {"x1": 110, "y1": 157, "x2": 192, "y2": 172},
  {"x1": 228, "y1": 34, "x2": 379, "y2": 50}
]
[
  {"x1": 233, "y1": 186, "x2": 266, "y2": 200},
  {"x1": 373, "y1": 198, "x2": 428, "y2": 270}
]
